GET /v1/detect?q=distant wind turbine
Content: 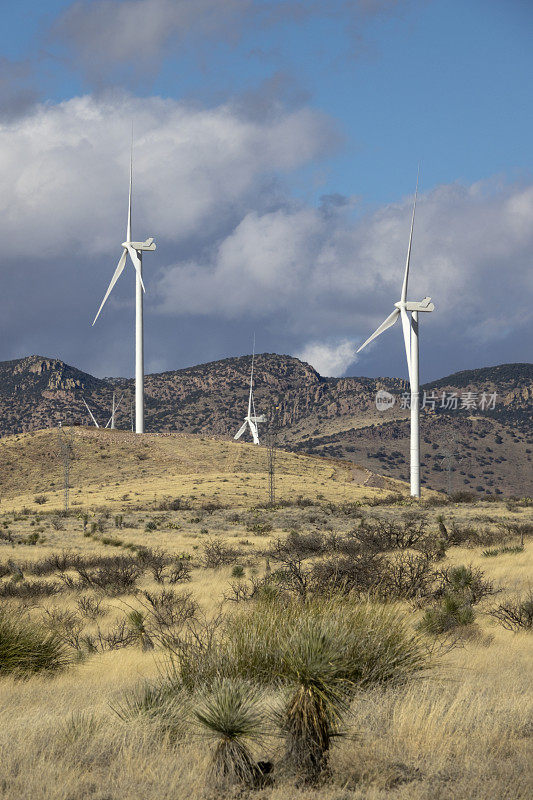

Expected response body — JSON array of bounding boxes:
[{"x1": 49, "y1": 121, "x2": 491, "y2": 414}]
[
  {"x1": 234, "y1": 339, "x2": 266, "y2": 445},
  {"x1": 82, "y1": 392, "x2": 124, "y2": 429},
  {"x1": 356, "y1": 172, "x2": 435, "y2": 498},
  {"x1": 92, "y1": 136, "x2": 156, "y2": 434}
]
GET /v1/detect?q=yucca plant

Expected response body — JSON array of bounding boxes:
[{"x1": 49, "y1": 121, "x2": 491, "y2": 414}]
[
  {"x1": 275, "y1": 620, "x2": 350, "y2": 783},
  {"x1": 194, "y1": 678, "x2": 265, "y2": 790},
  {"x1": 419, "y1": 592, "x2": 475, "y2": 634},
  {"x1": 127, "y1": 609, "x2": 154, "y2": 651},
  {"x1": 0, "y1": 609, "x2": 69, "y2": 675}
]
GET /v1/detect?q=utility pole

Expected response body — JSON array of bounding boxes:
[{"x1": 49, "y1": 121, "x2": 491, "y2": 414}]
[
  {"x1": 57, "y1": 425, "x2": 75, "y2": 512},
  {"x1": 267, "y1": 405, "x2": 279, "y2": 506}
]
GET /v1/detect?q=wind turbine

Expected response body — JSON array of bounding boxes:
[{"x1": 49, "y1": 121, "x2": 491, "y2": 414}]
[
  {"x1": 234, "y1": 340, "x2": 266, "y2": 445},
  {"x1": 82, "y1": 393, "x2": 124, "y2": 429},
  {"x1": 356, "y1": 174, "x2": 435, "y2": 498},
  {"x1": 82, "y1": 398, "x2": 100, "y2": 428},
  {"x1": 92, "y1": 139, "x2": 156, "y2": 434}
]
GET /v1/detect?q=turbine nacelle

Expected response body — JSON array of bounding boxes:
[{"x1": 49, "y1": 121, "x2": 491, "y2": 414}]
[
  {"x1": 122, "y1": 238, "x2": 157, "y2": 251},
  {"x1": 394, "y1": 297, "x2": 434, "y2": 313}
]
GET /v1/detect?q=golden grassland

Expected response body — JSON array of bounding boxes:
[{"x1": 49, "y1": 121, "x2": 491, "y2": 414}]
[
  {"x1": 0, "y1": 428, "x2": 532, "y2": 798},
  {"x1": 0, "y1": 426, "x2": 414, "y2": 512},
  {"x1": 0, "y1": 531, "x2": 531, "y2": 799}
]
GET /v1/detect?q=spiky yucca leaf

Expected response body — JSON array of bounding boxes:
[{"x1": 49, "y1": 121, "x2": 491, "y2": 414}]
[
  {"x1": 194, "y1": 678, "x2": 265, "y2": 788},
  {"x1": 0, "y1": 609, "x2": 69, "y2": 675}
]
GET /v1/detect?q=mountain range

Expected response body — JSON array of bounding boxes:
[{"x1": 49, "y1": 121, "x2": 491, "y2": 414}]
[{"x1": 0, "y1": 354, "x2": 531, "y2": 496}]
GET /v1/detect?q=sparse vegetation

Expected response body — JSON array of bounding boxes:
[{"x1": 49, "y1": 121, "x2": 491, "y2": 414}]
[{"x1": 0, "y1": 432, "x2": 531, "y2": 798}]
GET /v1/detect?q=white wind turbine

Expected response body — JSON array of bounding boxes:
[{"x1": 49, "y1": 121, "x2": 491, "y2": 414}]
[
  {"x1": 234, "y1": 341, "x2": 266, "y2": 445},
  {"x1": 92, "y1": 140, "x2": 156, "y2": 434},
  {"x1": 82, "y1": 392, "x2": 124, "y2": 429},
  {"x1": 356, "y1": 175, "x2": 435, "y2": 498}
]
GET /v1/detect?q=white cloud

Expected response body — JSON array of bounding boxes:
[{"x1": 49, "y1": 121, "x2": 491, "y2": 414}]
[
  {"x1": 155, "y1": 178, "x2": 533, "y2": 353},
  {"x1": 0, "y1": 93, "x2": 334, "y2": 260},
  {"x1": 0, "y1": 91, "x2": 531, "y2": 379},
  {"x1": 296, "y1": 339, "x2": 358, "y2": 377}
]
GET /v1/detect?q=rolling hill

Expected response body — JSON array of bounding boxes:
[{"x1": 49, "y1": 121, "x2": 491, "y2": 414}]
[{"x1": 0, "y1": 354, "x2": 531, "y2": 496}]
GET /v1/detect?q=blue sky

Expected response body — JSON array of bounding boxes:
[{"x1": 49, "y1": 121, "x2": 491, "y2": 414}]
[{"x1": 0, "y1": 0, "x2": 532, "y2": 380}]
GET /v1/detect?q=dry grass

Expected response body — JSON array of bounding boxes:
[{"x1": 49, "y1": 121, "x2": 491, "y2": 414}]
[
  {"x1": 0, "y1": 431, "x2": 531, "y2": 798},
  {"x1": 0, "y1": 427, "x2": 414, "y2": 512}
]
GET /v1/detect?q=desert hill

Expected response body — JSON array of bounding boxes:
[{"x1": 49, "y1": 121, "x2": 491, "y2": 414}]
[
  {"x1": 0, "y1": 354, "x2": 530, "y2": 496},
  {"x1": 0, "y1": 426, "x2": 408, "y2": 512}
]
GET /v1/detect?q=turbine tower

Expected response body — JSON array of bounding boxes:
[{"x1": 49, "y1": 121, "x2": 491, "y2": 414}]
[
  {"x1": 356, "y1": 174, "x2": 434, "y2": 498},
  {"x1": 92, "y1": 140, "x2": 156, "y2": 434},
  {"x1": 234, "y1": 339, "x2": 266, "y2": 445}
]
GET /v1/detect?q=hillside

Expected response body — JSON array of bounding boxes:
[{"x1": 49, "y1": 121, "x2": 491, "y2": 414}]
[
  {"x1": 0, "y1": 354, "x2": 530, "y2": 496},
  {"x1": 0, "y1": 426, "x2": 407, "y2": 512}
]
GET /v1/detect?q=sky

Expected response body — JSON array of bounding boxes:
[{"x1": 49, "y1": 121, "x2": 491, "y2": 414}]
[{"x1": 0, "y1": 0, "x2": 532, "y2": 381}]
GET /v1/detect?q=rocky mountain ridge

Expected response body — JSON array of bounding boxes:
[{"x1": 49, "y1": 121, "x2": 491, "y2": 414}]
[{"x1": 0, "y1": 354, "x2": 530, "y2": 495}]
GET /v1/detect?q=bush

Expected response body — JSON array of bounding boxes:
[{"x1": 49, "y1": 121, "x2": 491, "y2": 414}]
[
  {"x1": 202, "y1": 538, "x2": 240, "y2": 569},
  {"x1": 0, "y1": 579, "x2": 59, "y2": 599},
  {"x1": 0, "y1": 609, "x2": 69, "y2": 674},
  {"x1": 33, "y1": 495, "x2": 48, "y2": 505},
  {"x1": 172, "y1": 597, "x2": 428, "y2": 692},
  {"x1": 489, "y1": 591, "x2": 533, "y2": 632},
  {"x1": 418, "y1": 593, "x2": 475, "y2": 635},
  {"x1": 61, "y1": 555, "x2": 142, "y2": 595}
]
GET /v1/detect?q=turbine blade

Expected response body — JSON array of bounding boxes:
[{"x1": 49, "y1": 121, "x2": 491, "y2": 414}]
[
  {"x1": 249, "y1": 420, "x2": 259, "y2": 445},
  {"x1": 92, "y1": 248, "x2": 128, "y2": 325},
  {"x1": 234, "y1": 421, "x2": 247, "y2": 440},
  {"x1": 356, "y1": 308, "x2": 400, "y2": 353},
  {"x1": 401, "y1": 168, "x2": 419, "y2": 303},
  {"x1": 82, "y1": 398, "x2": 100, "y2": 428},
  {"x1": 126, "y1": 244, "x2": 146, "y2": 292},
  {"x1": 400, "y1": 306, "x2": 413, "y2": 385}
]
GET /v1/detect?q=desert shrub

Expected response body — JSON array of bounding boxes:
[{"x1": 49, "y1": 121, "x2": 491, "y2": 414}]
[
  {"x1": 489, "y1": 591, "x2": 533, "y2": 632},
  {"x1": 77, "y1": 594, "x2": 107, "y2": 620},
  {"x1": 61, "y1": 555, "x2": 142, "y2": 595},
  {"x1": 0, "y1": 579, "x2": 59, "y2": 599},
  {"x1": 194, "y1": 678, "x2": 265, "y2": 790},
  {"x1": 232, "y1": 565, "x2": 245, "y2": 579},
  {"x1": 33, "y1": 495, "x2": 48, "y2": 505},
  {"x1": 168, "y1": 558, "x2": 192, "y2": 584},
  {"x1": 42, "y1": 608, "x2": 86, "y2": 650},
  {"x1": 0, "y1": 609, "x2": 69, "y2": 674},
  {"x1": 449, "y1": 491, "x2": 476, "y2": 503},
  {"x1": 380, "y1": 552, "x2": 436, "y2": 601},
  {"x1": 137, "y1": 589, "x2": 199, "y2": 646},
  {"x1": 202, "y1": 538, "x2": 240, "y2": 568},
  {"x1": 309, "y1": 553, "x2": 384, "y2": 597},
  {"x1": 28, "y1": 551, "x2": 78, "y2": 575},
  {"x1": 433, "y1": 564, "x2": 495, "y2": 605},
  {"x1": 173, "y1": 597, "x2": 428, "y2": 692},
  {"x1": 136, "y1": 547, "x2": 170, "y2": 582},
  {"x1": 157, "y1": 496, "x2": 191, "y2": 511},
  {"x1": 50, "y1": 515, "x2": 65, "y2": 531},
  {"x1": 418, "y1": 593, "x2": 475, "y2": 635}
]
